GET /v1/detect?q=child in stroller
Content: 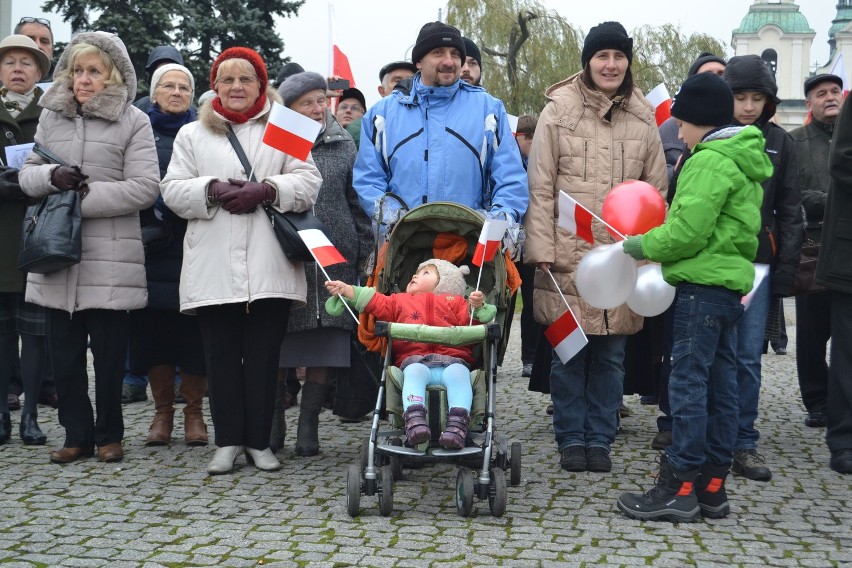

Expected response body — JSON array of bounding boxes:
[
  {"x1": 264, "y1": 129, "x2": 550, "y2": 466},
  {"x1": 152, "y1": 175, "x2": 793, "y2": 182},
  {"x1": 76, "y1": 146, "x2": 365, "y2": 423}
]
[{"x1": 325, "y1": 258, "x2": 496, "y2": 449}]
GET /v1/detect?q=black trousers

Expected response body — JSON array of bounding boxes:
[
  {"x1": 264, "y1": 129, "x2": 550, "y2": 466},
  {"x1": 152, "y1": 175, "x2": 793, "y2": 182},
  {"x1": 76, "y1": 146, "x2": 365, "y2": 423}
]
[
  {"x1": 518, "y1": 261, "x2": 543, "y2": 365},
  {"x1": 47, "y1": 308, "x2": 128, "y2": 447},
  {"x1": 795, "y1": 291, "x2": 831, "y2": 413},
  {"x1": 196, "y1": 299, "x2": 290, "y2": 450},
  {"x1": 828, "y1": 291, "x2": 852, "y2": 452}
]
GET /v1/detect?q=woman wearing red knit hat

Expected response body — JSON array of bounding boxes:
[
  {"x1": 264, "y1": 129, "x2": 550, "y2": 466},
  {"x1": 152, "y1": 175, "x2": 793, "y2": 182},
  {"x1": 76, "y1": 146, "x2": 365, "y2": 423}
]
[{"x1": 161, "y1": 47, "x2": 322, "y2": 475}]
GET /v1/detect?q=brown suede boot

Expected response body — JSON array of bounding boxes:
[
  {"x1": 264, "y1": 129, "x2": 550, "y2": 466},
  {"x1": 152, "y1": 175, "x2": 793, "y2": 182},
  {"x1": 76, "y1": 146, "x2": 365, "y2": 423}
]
[
  {"x1": 181, "y1": 374, "x2": 209, "y2": 446},
  {"x1": 146, "y1": 367, "x2": 175, "y2": 446}
]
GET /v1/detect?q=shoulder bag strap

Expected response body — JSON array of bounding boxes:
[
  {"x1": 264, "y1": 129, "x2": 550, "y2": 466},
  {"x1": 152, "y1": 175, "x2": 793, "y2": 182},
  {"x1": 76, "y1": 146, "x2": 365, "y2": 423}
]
[{"x1": 224, "y1": 124, "x2": 257, "y2": 182}]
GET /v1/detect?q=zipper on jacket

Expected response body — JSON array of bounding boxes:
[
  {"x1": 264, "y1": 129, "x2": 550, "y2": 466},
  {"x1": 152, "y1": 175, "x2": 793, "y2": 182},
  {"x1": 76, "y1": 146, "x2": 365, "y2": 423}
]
[
  {"x1": 603, "y1": 309, "x2": 610, "y2": 334},
  {"x1": 620, "y1": 143, "x2": 625, "y2": 182},
  {"x1": 583, "y1": 141, "x2": 588, "y2": 182}
]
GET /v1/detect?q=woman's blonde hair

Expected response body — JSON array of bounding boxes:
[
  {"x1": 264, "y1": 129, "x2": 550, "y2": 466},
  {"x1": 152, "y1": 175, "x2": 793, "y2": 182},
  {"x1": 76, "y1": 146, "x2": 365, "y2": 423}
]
[
  {"x1": 214, "y1": 58, "x2": 257, "y2": 83},
  {"x1": 55, "y1": 42, "x2": 124, "y2": 90}
]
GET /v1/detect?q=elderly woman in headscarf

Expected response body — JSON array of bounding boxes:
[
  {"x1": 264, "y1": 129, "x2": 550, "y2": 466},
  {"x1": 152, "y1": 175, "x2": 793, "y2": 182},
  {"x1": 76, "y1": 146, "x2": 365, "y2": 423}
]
[
  {"x1": 0, "y1": 34, "x2": 52, "y2": 446},
  {"x1": 161, "y1": 47, "x2": 322, "y2": 475},
  {"x1": 130, "y1": 62, "x2": 208, "y2": 448},
  {"x1": 19, "y1": 31, "x2": 160, "y2": 464}
]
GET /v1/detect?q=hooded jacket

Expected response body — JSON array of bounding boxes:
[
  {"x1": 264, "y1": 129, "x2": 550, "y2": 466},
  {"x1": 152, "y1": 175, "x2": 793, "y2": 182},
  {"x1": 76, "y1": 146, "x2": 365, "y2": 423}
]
[
  {"x1": 133, "y1": 45, "x2": 184, "y2": 111},
  {"x1": 353, "y1": 73, "x2": 528, "y2": 223},
  {"x1": 19, "y1": 31, "x2": 160, "y2": 313},
  {"x1": 724, "y1": 55, "x2": 802, "y2": 295},
  {"x1": 523, "y1": 72, "x2": 668, "y2": 335},
  {"x1": 640, "y1": 126, "x2": 771, "y2": 294},
  {"x1": 160, "y1": 89, "x2": 322, "y2": 313}
]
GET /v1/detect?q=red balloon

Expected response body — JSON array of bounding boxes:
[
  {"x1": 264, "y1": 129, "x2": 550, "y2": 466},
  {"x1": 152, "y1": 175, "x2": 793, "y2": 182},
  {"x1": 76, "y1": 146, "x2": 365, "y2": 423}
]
[{"x1": 601, "y1": 180, "x2": 666, "y2": 237}]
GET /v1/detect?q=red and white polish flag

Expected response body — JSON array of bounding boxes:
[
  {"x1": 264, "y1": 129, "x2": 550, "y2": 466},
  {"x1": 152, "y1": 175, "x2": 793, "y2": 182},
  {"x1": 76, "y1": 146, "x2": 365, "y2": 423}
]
[
  {"x1": 558, "y1": 191, "x2": 595, "y2": 244},
  {"x1": 329, "y1": 2, "x2": 356, "y2": 88},
  {"x1": 544, "y1": 307, "x2": 588, "y2": 364},
  {"x1": 298, "y1": 229, "x2": 347, "y2": 267},
  {"x1": 472, "y1": 219, "x2": 509, "y2": 267},
  {"x1": 646, "y1": 83, "x2": 672, "y2": 127},
  {"x1": 262, "y1": 102, "x2": 322, "y2": 162}
]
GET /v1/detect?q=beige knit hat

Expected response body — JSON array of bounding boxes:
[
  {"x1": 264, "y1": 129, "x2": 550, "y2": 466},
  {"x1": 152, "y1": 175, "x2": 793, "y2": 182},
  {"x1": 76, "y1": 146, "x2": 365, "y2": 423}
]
[{"x1": 418, "y1": 258, "x2": 470, "y2": 296}]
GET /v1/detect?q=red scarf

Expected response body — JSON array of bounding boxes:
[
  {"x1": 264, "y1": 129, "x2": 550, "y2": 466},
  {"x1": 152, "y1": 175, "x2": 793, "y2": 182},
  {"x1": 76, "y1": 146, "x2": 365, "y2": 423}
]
[{"x1": 211, "y1": 91, "x2": 267, "y2": 124}]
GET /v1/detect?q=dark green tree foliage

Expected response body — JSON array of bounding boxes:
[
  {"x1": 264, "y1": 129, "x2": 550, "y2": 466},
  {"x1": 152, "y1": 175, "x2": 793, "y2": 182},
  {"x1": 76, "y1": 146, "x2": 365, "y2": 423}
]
[
  {"x1": 42, "y1": 0, "x2": 304, "y2": 99},
  {"x1": 623, "y1": 24, "x2": 727, "y2": 95},
  {"x1": 447, "y1": 0, "x2": 582, "y2": 116}
]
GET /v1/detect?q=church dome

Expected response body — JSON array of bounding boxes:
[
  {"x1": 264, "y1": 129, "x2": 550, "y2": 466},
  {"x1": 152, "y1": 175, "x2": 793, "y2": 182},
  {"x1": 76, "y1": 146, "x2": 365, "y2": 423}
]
[{"x1": 734, "y1": 0, "x2": 814, "y2": 35}]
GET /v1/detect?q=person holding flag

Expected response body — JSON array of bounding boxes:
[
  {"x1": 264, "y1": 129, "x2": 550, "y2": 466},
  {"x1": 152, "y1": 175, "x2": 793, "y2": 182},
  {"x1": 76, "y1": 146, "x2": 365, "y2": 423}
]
[
  {"x1": 524, "y1": 21, "x2": 667, "y2": 475},
  {"x1": 161, "y1": 47, "x2": 322, "y2": 475},
  {"x1": 324, "y1": 259, "x2": 496, "y2": 449},
  {"x1": 273, "y1": 71, "x2": 372, "y2": 458}
]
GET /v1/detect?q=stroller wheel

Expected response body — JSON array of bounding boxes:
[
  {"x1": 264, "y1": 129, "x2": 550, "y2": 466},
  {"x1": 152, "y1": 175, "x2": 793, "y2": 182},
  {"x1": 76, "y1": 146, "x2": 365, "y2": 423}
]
[
  {"x1": 455, "y1": 468, "x2": 474, "y2": 517},
  {"x1": 389, "y1": 438, "x2": 404, "y2": 480},
  {"x1": 345, "y1": 464, "x2": 361, "y2": 517},
  {"x1": 378, "y1": 465, "x2": 394, "y2": 517},
  {"x1": 488, "y1": 467, "x2": 507, "y2": 517},
  {"x1": 510, "y1": 442, "x2": 522, "y2": 486}
]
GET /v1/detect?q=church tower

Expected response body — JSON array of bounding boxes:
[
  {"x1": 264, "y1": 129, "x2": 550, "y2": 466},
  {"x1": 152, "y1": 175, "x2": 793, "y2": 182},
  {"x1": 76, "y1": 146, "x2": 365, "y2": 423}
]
[{"x1": 732, "y1": 0, "x2": 815, "y2": 128}]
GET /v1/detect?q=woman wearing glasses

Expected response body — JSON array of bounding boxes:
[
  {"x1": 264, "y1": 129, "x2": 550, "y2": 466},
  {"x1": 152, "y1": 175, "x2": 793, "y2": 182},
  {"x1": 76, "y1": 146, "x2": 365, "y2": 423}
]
[
  {"x1": 273, "y1": 72, "x2": 371, "y2": 457},
  {"x1": 18, "y1": 31, "x2": 160, "y2": 464},
  {"x1": 0, "y1": 35, "x2": 52, "y2": 446},
  {"x1": 161, "y1": 47, "x2": 321, "y2": 475},
  {"x1": 130, "y1": 63, "x2": 209, "y2": 448}
]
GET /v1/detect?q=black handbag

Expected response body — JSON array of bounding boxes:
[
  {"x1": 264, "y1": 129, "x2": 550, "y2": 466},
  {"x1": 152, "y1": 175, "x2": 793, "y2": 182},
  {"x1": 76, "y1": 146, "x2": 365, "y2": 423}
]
[
  {"x1": 17, "y1": 144, "x2": 83, "y2": 274},
  {"x1": 224, "y1": 125, "x2": 330, "y2": 263},
  {"x1": 791, "y1": 232, "x2": 825, "y2": 295}
]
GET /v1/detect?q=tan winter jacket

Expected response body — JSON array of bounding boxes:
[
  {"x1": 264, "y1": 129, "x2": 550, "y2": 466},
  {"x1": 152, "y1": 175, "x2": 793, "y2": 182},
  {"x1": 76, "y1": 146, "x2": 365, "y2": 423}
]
[
  {"x1": 524, "y1": 72, "x2": 668, "y2": 335},
  {"x1": 19, "y1": 31, "x2": 160, "y2": 313},
  {"x1": 160, "y1": 89, "x2": 322, "y2": 313}
]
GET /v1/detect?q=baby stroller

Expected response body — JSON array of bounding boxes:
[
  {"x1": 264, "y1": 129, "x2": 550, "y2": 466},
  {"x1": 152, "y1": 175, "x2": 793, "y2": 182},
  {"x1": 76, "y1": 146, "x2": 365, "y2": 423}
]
[{"x1": 345, "y1": 202, "x2": 522, "y2": 517}]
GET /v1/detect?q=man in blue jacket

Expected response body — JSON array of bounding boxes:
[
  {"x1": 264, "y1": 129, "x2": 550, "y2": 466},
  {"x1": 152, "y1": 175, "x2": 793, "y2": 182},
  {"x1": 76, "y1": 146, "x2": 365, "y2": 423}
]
[{"x1": 353, "y1": 22, "x2": 528, "y2": 230}]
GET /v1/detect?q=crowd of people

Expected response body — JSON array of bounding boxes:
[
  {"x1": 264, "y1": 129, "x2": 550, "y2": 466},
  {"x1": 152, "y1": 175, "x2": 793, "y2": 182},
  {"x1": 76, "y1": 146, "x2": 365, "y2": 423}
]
[{"x1": 0, "y1": 15, "x2": 850, "y2": 524}]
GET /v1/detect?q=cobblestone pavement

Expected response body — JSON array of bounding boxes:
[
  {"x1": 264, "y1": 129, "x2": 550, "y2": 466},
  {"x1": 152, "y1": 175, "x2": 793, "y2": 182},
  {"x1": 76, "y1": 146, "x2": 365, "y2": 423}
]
[{"x1": 1, "y1": 301, "x2": 851, "y2": 567}]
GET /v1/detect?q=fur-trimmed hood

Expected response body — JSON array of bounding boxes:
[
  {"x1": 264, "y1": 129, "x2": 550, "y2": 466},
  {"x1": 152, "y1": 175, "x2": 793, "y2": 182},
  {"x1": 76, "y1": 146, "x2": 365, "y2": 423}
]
[
  {"x1": 198, "y1": 86, "x2": 282, "y2": 136},
  {"x1": 39, "y1": 31, "x2": 137, "y2": 122}
]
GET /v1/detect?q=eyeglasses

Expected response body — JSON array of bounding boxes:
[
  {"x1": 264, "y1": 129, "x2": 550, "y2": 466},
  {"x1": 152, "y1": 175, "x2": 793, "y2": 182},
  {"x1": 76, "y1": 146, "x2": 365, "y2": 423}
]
[
  {"x1": 18, "y1": 17, "x2": 51, "y2": 29},
  {"x1": 337, "y1": 103, "x2": 364, "y2": 113},
  {"x1": 157, "y1": 82, "x2": 192, "y2": 94},
  {"x1": 216, "y1": 76, "x2": 258, "y2": 86}
]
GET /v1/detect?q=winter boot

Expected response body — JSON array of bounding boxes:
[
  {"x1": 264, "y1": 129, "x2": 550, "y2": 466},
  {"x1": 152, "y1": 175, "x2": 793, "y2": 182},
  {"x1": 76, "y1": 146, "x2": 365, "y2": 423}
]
[
  {"x1": 402, "y1": 404, "x2": 430, "y2": 446},
  {"x1": 695, "y1": 462, "x2": 730, "y2": 518},
  {"x1": 0, "y1": 412, "x2": 10, "y2": 445},
  {"x1": 617, "y1": 456, "x2": 701, "y2": 522},
  {"x1": 145, "y1": 369, "x2": 176, "y2": 446},
  {"x1": 181, "y1": 374, "x2": 208, "y2": 446},
  {"x1": 269, "y1": 376, "x2": 287, "y2": 453},
  {"x1": 439, "y1": 407, "x2": 470, "y2": 449},
  {"x1": 295, "y1": 380, "x2": 327, "y2": 456}
]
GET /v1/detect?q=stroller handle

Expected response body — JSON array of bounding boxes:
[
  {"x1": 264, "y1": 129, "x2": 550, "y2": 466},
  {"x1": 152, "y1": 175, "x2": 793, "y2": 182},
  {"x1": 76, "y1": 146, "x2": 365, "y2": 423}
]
[{"x1": 373, "y1": 322, "x2": 501, "y2": 345}]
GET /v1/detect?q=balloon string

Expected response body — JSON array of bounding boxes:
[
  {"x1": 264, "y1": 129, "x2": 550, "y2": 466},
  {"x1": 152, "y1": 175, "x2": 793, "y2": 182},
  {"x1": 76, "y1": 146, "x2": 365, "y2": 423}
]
[{"x1": 544, "y1": 267, "x2": 573, "y2": 311}]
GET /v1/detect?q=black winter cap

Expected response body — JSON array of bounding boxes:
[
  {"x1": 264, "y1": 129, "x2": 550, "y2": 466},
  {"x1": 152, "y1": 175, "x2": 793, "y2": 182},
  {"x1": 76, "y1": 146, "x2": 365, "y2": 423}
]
[
  {"x1": 462, "y1": 37, "x2": 482, "y2": 67},
  {"x1": 412, "y1": 22, "x2": 466, "y2": 64},
  {"x1": 581, "y1": 21, "x2": 633, "y2": 68},
  {"x1": 723, "y1": 54, "x2": 781, "y2": 104},
  {"x1": 379, "y1": 61, "x2": 417, "y2": 82},
  {"x1": 671, "y1": 72, "x2": 733, "y2": 127},
  {"x1": 687, "y1": 52, "x2": 726, "y2": 77},
  {"x1": 804, "y1": 73, "x2": 843, "y2": 97}
]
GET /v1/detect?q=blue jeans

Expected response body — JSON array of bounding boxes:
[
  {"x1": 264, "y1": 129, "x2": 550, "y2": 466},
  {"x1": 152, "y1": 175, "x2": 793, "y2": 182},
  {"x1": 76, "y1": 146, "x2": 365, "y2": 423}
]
[
  {"x1": 550, "y1": 334, "x2": 626, "y2": 452},
  {"x1": 402, "y1": 363, "x2": 472, "y2": 412},
  {"x1": 735, "y1": 274, "x2": 771, "y2": 451},
  {"x1": 666, "y1": 284, "x2": 743, "y2": 472}
]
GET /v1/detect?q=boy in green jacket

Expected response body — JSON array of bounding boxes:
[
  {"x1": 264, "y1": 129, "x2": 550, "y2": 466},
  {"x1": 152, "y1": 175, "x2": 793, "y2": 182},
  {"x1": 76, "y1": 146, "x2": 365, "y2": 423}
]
[{"x1": 615, "y1": 72, "x2": 772, "y2": 522}]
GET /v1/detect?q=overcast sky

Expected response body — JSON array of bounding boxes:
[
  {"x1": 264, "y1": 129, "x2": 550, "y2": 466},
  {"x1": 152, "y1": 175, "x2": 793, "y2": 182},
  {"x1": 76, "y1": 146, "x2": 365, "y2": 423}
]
[{"x1": 14, "y1": 0, "x2": 839, "y2": 107}]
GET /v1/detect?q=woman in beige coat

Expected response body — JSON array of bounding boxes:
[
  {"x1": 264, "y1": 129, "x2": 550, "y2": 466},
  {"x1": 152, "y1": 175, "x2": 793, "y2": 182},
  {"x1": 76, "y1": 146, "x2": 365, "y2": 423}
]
[
  {"x1": 161, "y1": 47, "x2": 321, "y2": 475},
  {"x1": 19, "y1": 31, "x2": 160, "y2": 464},
  {"x1": 524, "y1": 22, "x2": 667, "y2": 474}
]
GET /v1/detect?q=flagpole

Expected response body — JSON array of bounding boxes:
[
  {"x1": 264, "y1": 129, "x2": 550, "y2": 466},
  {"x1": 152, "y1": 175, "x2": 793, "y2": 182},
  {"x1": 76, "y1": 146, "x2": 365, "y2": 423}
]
[
  {"x1": 544, "y1": 266, "x2": 588, "y2": 343},
  {"x1": 310, "y1": 253, "x2": 360, "y2": 326}
]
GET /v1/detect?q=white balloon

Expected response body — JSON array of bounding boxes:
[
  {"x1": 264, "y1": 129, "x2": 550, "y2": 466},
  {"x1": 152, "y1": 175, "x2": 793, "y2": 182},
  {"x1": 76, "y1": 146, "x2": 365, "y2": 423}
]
[
  {"x1": 575, "y1": 244, "x2": 638, "y2": 309},
  {"x1": 627, "y1": 264, "x2": 676, "y2": 317}
]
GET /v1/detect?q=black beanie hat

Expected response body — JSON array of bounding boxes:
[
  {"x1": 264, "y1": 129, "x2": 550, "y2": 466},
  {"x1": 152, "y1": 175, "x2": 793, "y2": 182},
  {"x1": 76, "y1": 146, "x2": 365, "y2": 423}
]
[
  {"x1": 671, "y1": 73, "x2": 733, "y2": 127},
  {"x1": 723, "y1": 54, "x2": 781, "y2": 104},
  {"x1": 412, "y1": 22, "x2": 466, "y2": 64},
  {"x1": 687, "y1": 52, "x2": 726, "y2": 77},
  {"x1": 582, "y1": 21, "x2": 633, "y2": 68},
  {"x1": 462, "y1": 37, "x2": 482, "y2": 67},
  {"x1": 274, "y1": 62, "x2": 304, "y2": 88}
]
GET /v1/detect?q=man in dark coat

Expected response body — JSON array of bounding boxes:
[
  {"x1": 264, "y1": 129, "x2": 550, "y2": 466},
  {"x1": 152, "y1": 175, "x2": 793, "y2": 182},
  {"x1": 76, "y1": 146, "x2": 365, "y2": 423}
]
[
  {"x1": 814, "y1": 93, "x2": 852, "y2": 474},
  {"x1": 790, "y1": 74, "x2": 843, "y2": 430}
]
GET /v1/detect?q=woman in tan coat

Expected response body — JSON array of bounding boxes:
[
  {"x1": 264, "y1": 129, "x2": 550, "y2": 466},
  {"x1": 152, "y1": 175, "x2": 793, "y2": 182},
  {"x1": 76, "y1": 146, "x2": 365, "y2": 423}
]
[
  {"x1": 524, "y1": 22, "x2": 667, "y2": 474},
  {"x1": 19, "y1": 31, "x2": 160, "y2": 464}
]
